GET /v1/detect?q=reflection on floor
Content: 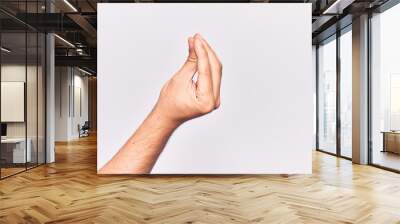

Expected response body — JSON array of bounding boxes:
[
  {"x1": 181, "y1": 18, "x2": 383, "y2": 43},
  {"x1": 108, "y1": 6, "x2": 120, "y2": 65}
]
[
  {"x1": 373, "y1": 150, "x2": 400, "y2": 170},
  {"x1": 0, "y1": 135, "x2": 400, "y2": 223},
  {"x1": 0, "y1": 167, "x2": 25, "y2": 177},
  {"x1": 341, "y1": 148, "x2": 352, "y2": 158},
  {"x1": 0, "y1": 163, "x2": 41, "y2": 178}
]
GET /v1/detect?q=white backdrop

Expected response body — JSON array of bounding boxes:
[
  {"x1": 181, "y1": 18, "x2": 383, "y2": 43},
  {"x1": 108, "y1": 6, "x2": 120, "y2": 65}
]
[
  {"x1": 98, "y1": 3, "x2": 313, "y2": 174},
  {"x1": 1, "y1": 82, "x2": 25, "y2": 122}
]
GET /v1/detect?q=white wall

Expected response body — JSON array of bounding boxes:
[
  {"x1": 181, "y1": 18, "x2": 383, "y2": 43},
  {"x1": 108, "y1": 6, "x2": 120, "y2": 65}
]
[
  {"x1": 55, "y1": 67, "x2": 89, "y2": 141},
  {"x1": 71, "y1": 72, "x2": 89, "y2": 138},
  {"x1": 55, "y1": 66, "x2": 70, "y2": 141},
  {"x1": 1, "y1": 66, "x2": 26, "y2": 139},
  {"x1": 98, "y1": 4, "x2": 313, "y2": 174},
  {"x1": 312, "y1": 45, "x2": 317, "y2": 149}
]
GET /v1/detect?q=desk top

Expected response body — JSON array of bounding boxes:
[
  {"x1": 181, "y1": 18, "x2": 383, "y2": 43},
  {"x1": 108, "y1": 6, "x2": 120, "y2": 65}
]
[
  {"x1": 1, "y1": 138, "x2": 27, "y2": 143},
  {"x1": 381, "y1": 131, "x2": 400, "y2": 134}
]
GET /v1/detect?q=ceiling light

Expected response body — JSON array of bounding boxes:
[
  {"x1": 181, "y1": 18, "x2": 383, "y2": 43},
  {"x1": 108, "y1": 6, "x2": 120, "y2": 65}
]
[
  {"x1": 63, "y1": 0, "x2": 78, "y2": 12},
  {"x1": 323, "y1": 0, "x2": 354, "y2": 15},
  {"x1": 78, "y1": 67, "x2": 93, "y2": 76},
  {"x1": 1, "y1": 47, "x2": 11, "y2": 53},
  {"x1": 323, "y1": 0, "x2": 341, "y2": 14},
  {"x1": 76, "y1": 48, "x2": 85, "y2": 55},
  {"x1": 54, "y1": 34, "x2": 75, "y2": 48}
]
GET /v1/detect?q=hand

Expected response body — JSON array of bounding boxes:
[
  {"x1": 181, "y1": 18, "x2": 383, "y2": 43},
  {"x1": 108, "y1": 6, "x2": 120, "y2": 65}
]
[
  {"x1": 153, "y1": 33, "x2": 223, "y2": 126},
  {"x1": 99, "y1": 34, "x2": 222, "y2": 174}
]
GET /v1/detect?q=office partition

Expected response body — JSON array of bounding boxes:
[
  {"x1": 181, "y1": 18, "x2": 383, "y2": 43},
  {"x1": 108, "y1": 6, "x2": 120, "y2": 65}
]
[{"x1": 0, "y1": 1, "x2": 47, "y2": 179}]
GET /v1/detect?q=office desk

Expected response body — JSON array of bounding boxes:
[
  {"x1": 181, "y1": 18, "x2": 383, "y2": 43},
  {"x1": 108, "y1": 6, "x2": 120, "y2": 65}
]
[
  {"x1": 1, "y1": 138, "x2": 31, "y2": 163},
  {"x1": 382, "y1": 131, "x2": 400, "y2": 154}
]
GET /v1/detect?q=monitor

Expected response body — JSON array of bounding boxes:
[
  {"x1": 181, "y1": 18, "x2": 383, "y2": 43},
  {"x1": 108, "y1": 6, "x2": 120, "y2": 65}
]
[{"x1": 1, "y1": 123, "x2": 7, "y2": 137}]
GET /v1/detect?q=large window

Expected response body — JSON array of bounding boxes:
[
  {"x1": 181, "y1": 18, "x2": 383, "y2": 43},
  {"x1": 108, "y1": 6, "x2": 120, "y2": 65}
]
[
  {"x1": 317, "y1": 26, "x2": 353, "y2": 158},
  {"x1": 339, "y1": 28, "x2": 352, "y2": 158},
  {"x1": 318, "y1": 36, "x2": 337, "y2": 154},
  {"x1": 370, "y1": 3, "x2": 400, "y2": 171}
]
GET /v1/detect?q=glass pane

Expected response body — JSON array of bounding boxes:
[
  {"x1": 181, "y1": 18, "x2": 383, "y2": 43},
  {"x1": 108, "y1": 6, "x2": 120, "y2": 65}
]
[
  {"x1": 0, "y1": 1, "x2": 46, "y2": 178},
  {"x1": 26, "y1": 0, "x2": 38, "y2": 169},
  {"x1": 27, "y1": 31, "x2": 38, "y2": 169},
  {"x1": 340, "y1": 29, "x2": 352, "y2": 158},
  {"x1": 1, "y1": 32, "x2": 27, "y2": 177},
  {"x1": 371, "y1": 4, "x2": 400, "y2": 171},
  {"x1": 38, "y1": 32, "x2": 45, "y2": 165},
  {"x1": 318, "y1": 37, "x2": 337, "y2": 154}
]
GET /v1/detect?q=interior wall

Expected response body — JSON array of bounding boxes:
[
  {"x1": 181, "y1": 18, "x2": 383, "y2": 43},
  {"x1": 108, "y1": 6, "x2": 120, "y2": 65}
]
[
  {"x1": 55, "y1": 66, "x2": 89, "y2": 141},
  {"x1": 1, "y1": 64, "x2": 41, "y2": 139},
  {"x1": 312, "y1": 45, "x2": 316, "y2": 149},
  {"x1": 72, "y1": 72, "x2": 89, "y2": 138},
  {"x1": 88, "y1": 77, "x2": 97, "y2": 132},
  {"x1": 55, "y1": 66, "x2": 70, "y2": 141}
]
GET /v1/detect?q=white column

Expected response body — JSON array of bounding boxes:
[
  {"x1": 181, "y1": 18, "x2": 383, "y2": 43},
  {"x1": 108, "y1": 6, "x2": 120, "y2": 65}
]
[
  {"x1": 45, "y1": 0, "x2": 56, "y2": 163},
  {"x1": 46, "y1": 33, "x2": 55, "y2": 163},
  {"x1": 352, "y1": 14, "x2": 369, "y2": 164}
]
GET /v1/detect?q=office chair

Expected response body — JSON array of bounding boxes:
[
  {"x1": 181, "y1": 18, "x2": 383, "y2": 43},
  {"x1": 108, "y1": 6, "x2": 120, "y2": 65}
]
[{"x1": 79, "y1": 121, "x2": 90, "y2": 138}]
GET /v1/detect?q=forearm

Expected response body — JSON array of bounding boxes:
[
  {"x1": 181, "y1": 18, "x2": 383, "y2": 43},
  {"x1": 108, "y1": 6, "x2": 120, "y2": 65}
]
[
  {"x1": 99, "y1": 109, "x2": 180, "y2": 174},
  {"x1": 99, "y1": 34, "x2": 221, "y2": 174}
]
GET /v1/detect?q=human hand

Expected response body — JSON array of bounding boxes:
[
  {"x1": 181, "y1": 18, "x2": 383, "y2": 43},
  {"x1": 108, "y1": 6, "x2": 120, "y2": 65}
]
[
  {"x1": 152, "y1": 33, "x2": 222, "y2": 126},
  {"x1": 99, "y1": 34, "x2": 222, "y2": 174}
]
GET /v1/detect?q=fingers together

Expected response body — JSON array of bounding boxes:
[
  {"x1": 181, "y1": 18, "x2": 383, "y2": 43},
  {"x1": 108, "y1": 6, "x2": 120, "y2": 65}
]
[{"x1": 189, "y1": 34, "x2": 222, "y2": 108}]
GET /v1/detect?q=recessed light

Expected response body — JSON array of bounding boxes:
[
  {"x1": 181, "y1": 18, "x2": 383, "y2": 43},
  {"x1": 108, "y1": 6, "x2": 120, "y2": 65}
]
[
  {"x1": 63, "y1": 0, "x2": 78, "y2": 12},
  {"x1": 78, "y1": 67, "x2": 93, "y2": 76},
  {"x1": 1, "y1": 47, "x2": 11, "y2": 53},
  {"x1": 322, "y1": 0, "x2": 354, "y2": 15},
  {"x1": 54, "y1": 34, "x2": 75, "y2": 48}
]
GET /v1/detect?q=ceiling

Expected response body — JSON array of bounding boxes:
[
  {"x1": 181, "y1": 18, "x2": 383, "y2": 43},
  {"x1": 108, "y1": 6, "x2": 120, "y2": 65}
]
[{"x1": 0, "y1": 0, "x2": 393, "y2": 74}]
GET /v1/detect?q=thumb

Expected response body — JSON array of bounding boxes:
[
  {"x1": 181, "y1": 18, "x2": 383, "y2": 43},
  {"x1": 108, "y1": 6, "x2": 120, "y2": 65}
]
[
  {"x1": 177, "y1": 37, "x2": 197, "y2": 77},
  {"x1": 187, "y1": 37, "x2": 197, "y2": 63}
]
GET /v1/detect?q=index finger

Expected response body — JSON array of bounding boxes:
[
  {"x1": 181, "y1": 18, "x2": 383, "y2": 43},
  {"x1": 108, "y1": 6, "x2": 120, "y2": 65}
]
[
  {"x1": 193, "y1": 36, "x2": 214, "y2": 103},
  {"x1": 198, "y1": 37, "x2": 222, "y2": 106}
]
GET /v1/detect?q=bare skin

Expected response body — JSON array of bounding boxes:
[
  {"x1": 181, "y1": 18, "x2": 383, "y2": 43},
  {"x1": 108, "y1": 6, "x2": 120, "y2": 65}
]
[{"x1": 99, "y1": 34, "x2": 222, "y2": 174}]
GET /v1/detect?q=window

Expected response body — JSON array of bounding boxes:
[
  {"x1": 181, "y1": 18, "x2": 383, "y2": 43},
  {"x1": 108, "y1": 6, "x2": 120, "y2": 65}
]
[
  {"x1": 339, "y1": 28, "x2": 352, "y2": 158},
  {"x1": 318, "y1": 36, "x2": 337, "y2": 154},
  {"x1": 317, "y1": 26, "x2": 353, "y2": 158},
  {"x1": 370, "y1": 3, "x2": 400, "y2": 171}
]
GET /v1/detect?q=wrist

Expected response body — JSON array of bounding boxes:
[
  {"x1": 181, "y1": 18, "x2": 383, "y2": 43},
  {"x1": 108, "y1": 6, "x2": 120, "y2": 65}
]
[{"x1": 147, "y1": 106, "x2": 182, "y2": 130}]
